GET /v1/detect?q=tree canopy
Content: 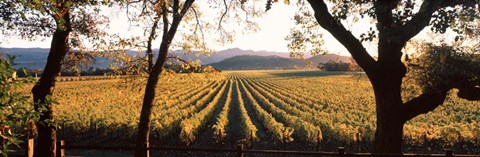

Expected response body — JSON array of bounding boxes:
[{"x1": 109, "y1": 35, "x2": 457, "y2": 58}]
[
  {"x1": 1, "y1": 1, "x2": 122, "y2": 156},
  {"x1": 407, "y1": 43, "x2": 480, "y2": 101},
  {"x1": 278, "y1": 0, "x2": 480, "y2": 153}
]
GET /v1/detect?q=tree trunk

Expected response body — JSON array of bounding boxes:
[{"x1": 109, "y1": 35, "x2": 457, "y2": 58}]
[
  {"x1": 371, "y1": 76, "x2": 406, "y2": 153},
  {"x1": 369, "y1": 44, "x2": 407, "y2": 153},
  {"x1": 133, "y1": 56, "x2": 165, "y2": 157},
  {"x1": 134, "y1": 2, "x2": 194, "y2": 157},
  {"x1": 373, "y1": 88, "x2": 405, "y2": 153},
  {"x1": 374, "y1": 117, "x2": 404, "y2": 153},
  {"x1": 133, "y1": 16, "x2": 162, "y2": 157},
  {"x1": 32, "y1": 11, "x2": 71, "y2": 157},
  {"x1": 134, "y1": 0, "x2": 195, "y2": 157},
  {"x1": 134, "y1": 30, "x2": 172, "y2": 157}
]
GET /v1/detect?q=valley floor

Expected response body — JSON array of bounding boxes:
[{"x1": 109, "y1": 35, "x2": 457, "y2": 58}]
[{"x1": 27, "y1": 70, "x2": 480, "y2": 155}]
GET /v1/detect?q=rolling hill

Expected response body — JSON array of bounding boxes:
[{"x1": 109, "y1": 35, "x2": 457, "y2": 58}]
[
  {"x1": 171, "y1": 48, "x2": 292, "y2": 64},
  {"x1": 0, "y1": 48, "x2": 111, "y2": 69},
  {"x1": 209, "y1": 55, "x2": 305, "y2": 70},
  {"x1": 0, "y1": 47, "x2": 350, "y2": 70},
  {"x1": 208, "y1": 54, "x2": 352, "y2": 70}
]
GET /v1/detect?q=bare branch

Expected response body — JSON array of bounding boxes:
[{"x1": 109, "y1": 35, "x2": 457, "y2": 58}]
[
  {"x1": 125, "y1": 0, "x2": 146, "y2": 22},
  {"x1": 191, "y1": 7, "x2": 200, "y2": 33},
  {"x1": 191, "y1": 7, "x2": 206, "y2": 49},
  {"x1": 218, "y1": 0, "x2": 228, "y2": 29}
]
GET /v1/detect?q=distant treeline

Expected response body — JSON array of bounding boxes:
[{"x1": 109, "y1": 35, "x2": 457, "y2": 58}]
[
  {"x1": 318, "y1": 61, "x2": 362, "y2": 72},
  {"x1": 15, "y1": 64, "x2": 221, "y2": 77},
  {"x1": 16, "y1": 68, "x2": 115, "y2": 77}
]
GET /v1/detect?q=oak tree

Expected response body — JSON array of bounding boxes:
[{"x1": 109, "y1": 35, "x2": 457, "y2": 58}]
[
  {"x1": 1, "y1": 1, "x2": 115, "y2": 156},
  {"x1": 283, "y1": 0, "x2": 479, "y2": 153}
]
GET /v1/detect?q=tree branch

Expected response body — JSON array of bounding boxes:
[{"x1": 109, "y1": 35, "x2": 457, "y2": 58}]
[
  {"x1": 156, "y1": 0, "x2": 194, "y2": 60},
  {"x1": 218, "y1": 0, "x2": 228, "y2": 29},
  {"x1": 402, "y1": 90, "x2": 449, "y2": 122},
  {"x1": 403, "y1": 77, "x2": 480, "y2": 121},
  {"x1": 179, "y1": 0, "x2": 195, "y2": 20},
  {"x1": 438, "y1": 0, "x2": 477, "y2": 8},
  {"x1": 457, "y1": 86, "x2": 480, "y2": 100},
  {"x1": 167, "y1": 0, "x2": 194, "y2": 38},
  {"x1": 125, "y1": 0, "x2": 143, "y2": 21},
  {"x1": 397, "y1": 0, "x2": 476, "y2": 42},
  {"x1": 306, "y1": 0, "x2": 376, "y2": 73},
  {"x1": 374, "y1": 0, "x2": 401, "y2": 30},
  {"x1": 146, "y1": 14, "x2": 160, "y2": 73},
  {"x1": 191, "y1": 7, "x2": 206, "y2": 49},
  {"x1": 453, "y1": 77, "x2": 480, "y2": 101},
  {"x1": 173, "y1": 0, "x2": 180, "y2": 15},
  {"x1": 161, "y1": 2, "x2": 169, "y2": 41},
  {"x1": 191, "y1": 7, "x2": 201, "y2": 34},
  {"x1": 395, "y1": 0, "x2": 438, "y2": 41}
]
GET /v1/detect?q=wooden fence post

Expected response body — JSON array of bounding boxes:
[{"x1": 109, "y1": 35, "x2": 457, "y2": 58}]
[
  {"x1": 249, "y1": 130, "x2": 254, "y2": 148},
  {"x1": 56, "y1": 140, "x2": 64, "y2": 157},
  {"x1": 338, "y1": 147, "x2": 345, "y2": 157},
  {"x1": 26, "y1": 138, "x2": 34, "y2": 157},
  {"x1": 145, "y1": 142, "x2": 150, "y2": 157},
  {"x1": 445, "y1": 149, "x2": 453, "y2": 157},
  {"x1": 316, "y1": 130, "x2": 322, "y2": 151},
  {"x1": 236, "y1": 144, "x2": 244, "y2": 157}
]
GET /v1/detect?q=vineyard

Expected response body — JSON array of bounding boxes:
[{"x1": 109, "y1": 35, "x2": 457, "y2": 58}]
[{"x1": 29, "y1": 70, "x2": 480, "y2": 153}]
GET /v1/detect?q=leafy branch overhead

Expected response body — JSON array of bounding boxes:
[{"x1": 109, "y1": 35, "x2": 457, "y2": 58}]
[{"x1": 0, "y1": 0, "x2": 119, "y2": 74}]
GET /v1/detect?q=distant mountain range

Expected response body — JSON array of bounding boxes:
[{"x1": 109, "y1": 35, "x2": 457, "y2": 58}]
[
  {"x1": 173, "y1": 48, "x2": 294, "y2": 64},
  {"x1": 0, "y1": 48, "x2": 113, "y2": 69},
  {"x1": 210, "y1": 55, "x2": 303, "y2": 70},
  {"x1": 209, "y1": 54, "x2": 351, "y2": 70},
  {"x1": 0, "y1": 47, "x2": 351, "y2": 70}
]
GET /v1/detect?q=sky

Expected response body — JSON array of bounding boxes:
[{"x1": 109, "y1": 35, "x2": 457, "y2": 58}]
[
  {"x1": 215, "y1": 4, "x2": 298, "y2": 52},
  {"x1": 1, "y1": 2, "x2": 441, "y2": 57},
  {"x1": 0, "y1": 2, "x2": 362, "y2": 57}
]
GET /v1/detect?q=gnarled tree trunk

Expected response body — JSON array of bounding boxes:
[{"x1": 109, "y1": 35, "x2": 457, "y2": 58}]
[
  {"x1": 369, "y1": 39, "x2": 408, "y2": 153},
  {"x1": 306, "y1": 0, "x2": 479, "y2": 153},
  {"x1": 371, "y1": 74, "x2": 406, "y2": 153},
  {"x1": 32, "y1": 10, "x2": 71, "y2": 157}
]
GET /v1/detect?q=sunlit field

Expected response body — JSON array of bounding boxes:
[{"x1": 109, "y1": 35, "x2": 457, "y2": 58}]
[{"x1": 36, "y1": 70, "x2": 480, "y2": 154}]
